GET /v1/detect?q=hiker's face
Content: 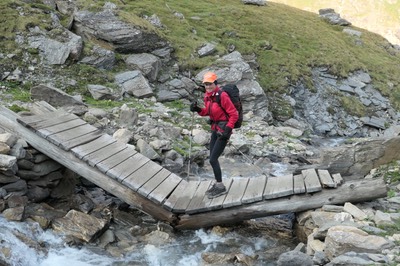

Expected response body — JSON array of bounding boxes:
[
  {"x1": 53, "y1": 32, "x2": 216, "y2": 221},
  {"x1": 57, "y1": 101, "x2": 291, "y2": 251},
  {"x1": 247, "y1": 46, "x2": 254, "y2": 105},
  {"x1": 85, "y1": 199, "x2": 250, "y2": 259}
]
[{"x1": 204, "y1": 82, "x2": 215, "y2": 92}]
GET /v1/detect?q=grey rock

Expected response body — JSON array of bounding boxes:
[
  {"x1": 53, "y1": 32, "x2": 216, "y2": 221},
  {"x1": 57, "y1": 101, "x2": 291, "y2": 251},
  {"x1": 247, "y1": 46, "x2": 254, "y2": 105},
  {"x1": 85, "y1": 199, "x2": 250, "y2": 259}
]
[
  {"x1": 52, "y1": 210, "x2": 108, "y2": 242},
  {"x1": 28, "y1": 27, "x2": 82, "y2": 65},
  {"x1": 277, "y1": 250, "x2": 313, "y2": 266},
  {"x1": 242, "y1": 0, "x2": 267, "y2": 6},
  {"x1": 87, "y1": 85, "x2": 117, "y2": 100},
  {"x1": 30, "y1": 84, "x2": 86, "y2": 108},
  {"x1": 115, "y1": 71, "x2": 154, "y2": 98},
  {"x1": 80, "y1": 46, "x2": 115, "y2": 70},
  {"x1": 73, "y1": 10, "x2": 168, "y2": 54},
  {"x1": 125, "y1": 53, "x2": 161, "y2": 82}
]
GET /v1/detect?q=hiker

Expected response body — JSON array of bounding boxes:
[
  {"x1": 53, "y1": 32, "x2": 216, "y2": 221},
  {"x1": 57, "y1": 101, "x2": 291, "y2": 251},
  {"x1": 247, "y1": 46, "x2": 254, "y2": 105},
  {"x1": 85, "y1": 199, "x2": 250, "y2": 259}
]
[{"x1": 190, "y1": 71, "x2": 239, "y2": 198}]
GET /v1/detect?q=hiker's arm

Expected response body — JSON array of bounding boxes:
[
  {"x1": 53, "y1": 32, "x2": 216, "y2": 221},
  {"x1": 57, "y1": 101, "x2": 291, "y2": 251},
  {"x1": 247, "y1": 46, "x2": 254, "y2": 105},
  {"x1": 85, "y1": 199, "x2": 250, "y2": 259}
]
[
  {"x1": 220, "y1": 93, "x2": 239, "y2": 129},
  {"x1": 196, "y1": 98, "x2": 210, "y2": 117}
]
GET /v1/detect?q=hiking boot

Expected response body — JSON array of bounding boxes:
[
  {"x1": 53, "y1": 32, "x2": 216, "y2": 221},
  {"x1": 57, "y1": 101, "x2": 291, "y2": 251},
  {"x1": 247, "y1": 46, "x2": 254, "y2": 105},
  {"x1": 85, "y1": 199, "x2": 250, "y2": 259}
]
[
  {"x1": 205, "y1": 183, "x2": 217, "y2": 195},
  {"x1": 207, "y1": 185, "x2": 227, "y2": 199}
]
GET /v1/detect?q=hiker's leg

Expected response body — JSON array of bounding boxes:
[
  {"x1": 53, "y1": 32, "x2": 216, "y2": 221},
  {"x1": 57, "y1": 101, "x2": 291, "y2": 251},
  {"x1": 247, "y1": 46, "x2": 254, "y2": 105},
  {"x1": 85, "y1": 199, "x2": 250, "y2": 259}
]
[
  {"x1": 209, "y1": 134, "x2": 227, "y2": 183},
  {"x1": 209, "y1": 130, "x2": 218, "y2": 152}
]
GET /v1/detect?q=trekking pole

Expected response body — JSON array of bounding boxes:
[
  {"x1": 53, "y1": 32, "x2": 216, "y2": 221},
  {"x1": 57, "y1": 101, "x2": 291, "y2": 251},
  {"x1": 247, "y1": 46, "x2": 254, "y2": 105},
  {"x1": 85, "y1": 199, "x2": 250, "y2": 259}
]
[
  {"x1": 187, "y1": 110, "x2": 195, "y2": 180},
  {"x1": 228, "y1": 141, "x2": 270, "y2": 177}
]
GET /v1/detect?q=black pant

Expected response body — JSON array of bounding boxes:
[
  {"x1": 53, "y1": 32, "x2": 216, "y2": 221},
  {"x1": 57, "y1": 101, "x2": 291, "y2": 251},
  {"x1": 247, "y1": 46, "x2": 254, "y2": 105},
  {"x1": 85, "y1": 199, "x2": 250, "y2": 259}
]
[{"x1": 209, "y1": 131, "x2": 228, "y2": 182}]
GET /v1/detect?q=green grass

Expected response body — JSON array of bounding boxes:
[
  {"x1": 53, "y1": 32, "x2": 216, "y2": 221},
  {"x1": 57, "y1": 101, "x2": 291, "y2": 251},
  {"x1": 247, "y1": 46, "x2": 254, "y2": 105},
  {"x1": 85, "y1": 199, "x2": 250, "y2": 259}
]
[
  {"x1": 8, "y1": 104, "x2": 29, "y2": 113},
  {"x1": 377, "y1": 219, "x2": 400, "y2": 238},
  {"x1": 2, "y1": 0, "x2": 400, "y2": 116},
  {"x1": 0, "y1": 81, "x2": 34, "y2": 104}
]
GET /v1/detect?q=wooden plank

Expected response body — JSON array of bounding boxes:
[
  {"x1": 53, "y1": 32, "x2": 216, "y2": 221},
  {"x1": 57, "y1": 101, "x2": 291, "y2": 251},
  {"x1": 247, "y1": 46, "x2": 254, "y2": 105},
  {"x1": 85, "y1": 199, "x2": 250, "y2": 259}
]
[
  {"x1": 171, "y1": 181, "x2": 200, "y2": 213},
  {"x1": 58, "y1": 130, "x2": 102, "y2": 151},
  {"x1": 37, "y1": 119, "x2": 87, "y2": 138},
  {"x1": 96, "y1": 146, "x2": 138, "y2": 173},
  {"x1": 16, "y1": 110, "x2": 65, "y2": 127},
  {"x1": 302, "y1": 169, "x2": 322, "y2": 193},
  {"x1": 149, "y1": 173, "x2": 183, "y2": 204},
  {"x1": 106, "y1": 153, "x2": 149, "y2": 181},
  {"x1": 223, "y1": 178, "x2": 249, "y2": 208},
  {"x1": 71, "y1": 134, "x2": 116, "y2": 159},
  {"x1": 332, "y1": 173, "x2": 344, "y2": 187},
  {"x1": 29, "y1": 101, "x2": 57, "y2": 115},
  {"x1": 185, "y1": 180, "x2": 212, "y2": 214},
  {"x1": 293, "y1": 174, "x2": 306, "y2": 194},
  {"x1": 317, "y1": 169, "x2": 336, "y2": 188},
  {"x1": 122, "y1": 160, "x2": 163, "y2": 189},
  {"x1": 242, "y1": 175, "x2": 267, "y2": 204},
  {"x1": 163, "y1": 179, "x2": 190, "y2": 211},
  {"x1": 47, "y1": 123, "x2": 99, "y2": 145},
  {"x1": 207, "y1": 178, "x2": 233, "y2": 211},
  {"x1": 23, "y1": 113, "x2": 78, "y2": 130},
  {"x1": 137, "y1": 168, "x2": 171, "y2": 197},
  {"x1": 83, "y1": 141, "x2": 127, "y2": 167},
  {"x1": 263, "y1": 174, "x2": 293, "y2": 199}
]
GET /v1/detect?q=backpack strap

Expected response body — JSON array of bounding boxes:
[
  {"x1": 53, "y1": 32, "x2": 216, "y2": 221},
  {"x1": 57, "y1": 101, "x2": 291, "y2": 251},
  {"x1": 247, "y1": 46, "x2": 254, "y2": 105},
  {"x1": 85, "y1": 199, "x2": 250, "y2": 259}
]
[{"x1": 214, "y1": 90, "x2": 230, "y2": 120}]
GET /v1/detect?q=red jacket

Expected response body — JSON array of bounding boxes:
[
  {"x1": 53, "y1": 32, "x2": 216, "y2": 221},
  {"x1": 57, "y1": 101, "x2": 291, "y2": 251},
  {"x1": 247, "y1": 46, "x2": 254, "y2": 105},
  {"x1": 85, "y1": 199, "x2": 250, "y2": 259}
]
[{"x1": 198, "y1": 86, "x2": 239, "y2": 132}]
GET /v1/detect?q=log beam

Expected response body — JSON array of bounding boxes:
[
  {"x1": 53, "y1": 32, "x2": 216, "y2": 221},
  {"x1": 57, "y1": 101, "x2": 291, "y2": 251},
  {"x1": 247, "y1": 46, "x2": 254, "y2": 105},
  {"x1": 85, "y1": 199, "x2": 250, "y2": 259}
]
[{"x1": 175, "y1": 178, "x2": 387, "y2": 230}]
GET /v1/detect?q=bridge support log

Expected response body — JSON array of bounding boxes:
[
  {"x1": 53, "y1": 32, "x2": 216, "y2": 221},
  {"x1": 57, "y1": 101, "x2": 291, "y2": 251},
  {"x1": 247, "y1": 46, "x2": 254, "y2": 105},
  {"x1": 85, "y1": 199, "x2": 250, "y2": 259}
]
[
  {"x1": 175, "y1": 178, "x2": 387, "y2": 230},
  {"x1": 0, "y1": 107, "x2": 177, "y2": 224}
]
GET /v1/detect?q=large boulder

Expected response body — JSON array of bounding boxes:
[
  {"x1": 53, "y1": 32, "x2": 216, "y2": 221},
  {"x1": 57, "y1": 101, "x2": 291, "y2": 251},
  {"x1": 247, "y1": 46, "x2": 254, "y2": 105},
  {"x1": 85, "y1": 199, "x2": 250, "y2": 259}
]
[
  {"x1": 73, "y1": 10, "x2": 169, "y2": 54},
  {"x1": 324, "y1": 225, "x2": 393, "y2": 260}
]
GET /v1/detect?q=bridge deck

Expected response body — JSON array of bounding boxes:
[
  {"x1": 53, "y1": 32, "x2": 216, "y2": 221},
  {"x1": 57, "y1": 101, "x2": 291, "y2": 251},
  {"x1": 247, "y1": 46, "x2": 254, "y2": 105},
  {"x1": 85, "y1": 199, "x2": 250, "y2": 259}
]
[{"x1": 15, "y1": 110, "x2": 344, "y2": 216}]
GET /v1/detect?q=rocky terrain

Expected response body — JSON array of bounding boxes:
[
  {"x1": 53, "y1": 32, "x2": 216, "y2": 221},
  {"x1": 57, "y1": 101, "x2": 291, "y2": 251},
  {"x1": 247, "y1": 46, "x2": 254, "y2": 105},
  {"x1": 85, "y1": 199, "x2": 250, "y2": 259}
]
[{"x1": 1, "y1": 0, "x2": 400, "y2": 265}]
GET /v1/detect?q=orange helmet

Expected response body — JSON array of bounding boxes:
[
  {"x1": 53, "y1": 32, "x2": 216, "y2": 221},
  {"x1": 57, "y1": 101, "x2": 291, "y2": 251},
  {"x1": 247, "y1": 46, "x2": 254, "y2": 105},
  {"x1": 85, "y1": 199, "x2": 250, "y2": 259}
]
[{"x1": 202, "y1": 72, "x2": 217, "y2": 83}]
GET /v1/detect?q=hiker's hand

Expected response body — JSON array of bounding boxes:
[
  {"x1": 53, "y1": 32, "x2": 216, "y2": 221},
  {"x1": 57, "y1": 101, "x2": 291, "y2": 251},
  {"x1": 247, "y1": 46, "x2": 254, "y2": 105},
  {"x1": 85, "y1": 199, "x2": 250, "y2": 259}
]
[
  {"x1": 190, "y1": 101, "x2": 201, "y2": 112},
  {"x1": 219, "y1": 126, "x2": 232, "y2": 140}
]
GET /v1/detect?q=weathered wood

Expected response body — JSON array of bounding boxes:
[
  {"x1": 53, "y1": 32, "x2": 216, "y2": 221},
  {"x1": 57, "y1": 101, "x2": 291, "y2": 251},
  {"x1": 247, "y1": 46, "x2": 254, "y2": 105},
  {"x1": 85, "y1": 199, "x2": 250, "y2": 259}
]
[
  {"x1": 317, "y1": 169, "x2": 336, "y2": 188},
  {"x1": 302, "y1": 169, "x2": 322, "y2": 193},
  {"x1": 242, "y1": 175, "x2": 266, "y2": 204},
  {"x1": 60, "y1": 130, "x2": 102, "y2": 150},
  {"x1": 186, "y1": 180, "x2": 212, "y2": 214},
  {"x1": 23, "y1": 113, "x2": 78, "y2": 131},
  {"x1": 293, "y1": 174, "x2": 306, "y2": 194},
  {"x1": 84, "y1": 141, "x2": 127, "y2": 167},
  {"x1": 0, "y1": 107, "x2": 176, "y2": 224},
  {"x1": 122, "y1": 161, "x2": 163, "y2": 189},
  {"x1": 29, "y1": 101, "x2": 58, "y2": 115},
  {"x1": 264, "y1": 174, "x2": 293, "y2": 199},
  {"x1": 106, "y1": 153, "x2": 149, "y2": 181},
  {"x1": 223, "y1": 178, "x2": 249, "y2": 208},
  {"x1": 37, "y1": 119, "x2": 87, "y2": 138},
  {"x1": 171, "y1": 181, "x2": 200, "y2": 213},
  {"x1": 71, "y1": 134, "x2": 116, "y2": 159},
  {"x1": 332, "y1": 173, "x2": 344, "y2": 187},
  {"x1": 163, "y1": 179, "x2": 190, "y2": 211},
  {"x1": 148, "y1": 173, "x2": 183, "y2": 204},
  {"x1": 137, "y1": 168, "x2": 171, "y2": 197},
  {"x1": 175, "y1": 178, "x2": 388, "y2": 229},
  {"x1": 17, "y1": 110, "x2": 65, "y2": 127},
  {"x1": 47, "y1": 124, "x2": 100, "y2": 146},
  {"x1": 96, "y1": 146, "x2": 137, "y2": 173}
]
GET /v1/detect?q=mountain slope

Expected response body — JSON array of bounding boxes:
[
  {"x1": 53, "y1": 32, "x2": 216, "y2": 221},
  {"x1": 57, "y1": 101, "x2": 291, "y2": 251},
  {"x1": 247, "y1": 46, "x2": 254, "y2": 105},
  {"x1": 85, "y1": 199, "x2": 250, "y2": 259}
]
[{"x1": 1, "y1": 0, "x2": 400, "y2": 109}]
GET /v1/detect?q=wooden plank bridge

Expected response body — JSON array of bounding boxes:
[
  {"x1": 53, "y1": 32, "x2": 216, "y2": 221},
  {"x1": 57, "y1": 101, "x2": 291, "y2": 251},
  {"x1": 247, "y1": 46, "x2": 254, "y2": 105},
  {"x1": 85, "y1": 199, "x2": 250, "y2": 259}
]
[{"x1": 0, "y1": 106, "x2": 387, "y2": 229}]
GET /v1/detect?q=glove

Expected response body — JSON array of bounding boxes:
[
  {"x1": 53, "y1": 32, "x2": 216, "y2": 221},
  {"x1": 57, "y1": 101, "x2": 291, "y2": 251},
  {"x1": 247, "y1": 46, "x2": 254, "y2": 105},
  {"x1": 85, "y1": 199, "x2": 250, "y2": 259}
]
[
  {"x1": 219, "y1": 126, "x2": 232, "y2": 140},
  {"x1": 190, "y1": 101, "x2": 201, "y2": 112}
]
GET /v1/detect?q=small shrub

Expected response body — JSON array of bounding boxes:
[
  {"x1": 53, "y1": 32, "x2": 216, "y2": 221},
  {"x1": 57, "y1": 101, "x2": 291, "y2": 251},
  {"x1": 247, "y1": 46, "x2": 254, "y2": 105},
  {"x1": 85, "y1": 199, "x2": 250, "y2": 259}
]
[{"x1": 9, "y1": 104, "x2": 29, "y2": 113}]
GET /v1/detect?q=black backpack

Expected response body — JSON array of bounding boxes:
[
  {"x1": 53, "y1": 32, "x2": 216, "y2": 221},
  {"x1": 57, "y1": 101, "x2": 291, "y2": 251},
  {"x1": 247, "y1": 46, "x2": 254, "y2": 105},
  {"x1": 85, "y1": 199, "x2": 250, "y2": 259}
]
[{"x1": 215, "y1": 84, "x2": 243, "y2": 128}]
